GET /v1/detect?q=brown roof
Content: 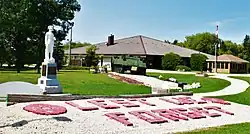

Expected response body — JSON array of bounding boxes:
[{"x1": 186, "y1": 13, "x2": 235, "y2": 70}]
[
  {"x1": 207, "y1": 54, "x2": 249, "y2": 63},
  {"x1": 65, "y1": 35, "x2": 214, "y2": 60}
]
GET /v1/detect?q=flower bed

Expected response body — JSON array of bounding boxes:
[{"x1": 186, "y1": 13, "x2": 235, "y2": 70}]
[{"x1": 108, "y1": 73, "x2": 144, "y2": 85}]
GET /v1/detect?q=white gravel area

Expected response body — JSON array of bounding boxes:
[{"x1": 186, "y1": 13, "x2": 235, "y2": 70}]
[{"x1": 1, "y1": 96, "x2": 250, "y2": 134}]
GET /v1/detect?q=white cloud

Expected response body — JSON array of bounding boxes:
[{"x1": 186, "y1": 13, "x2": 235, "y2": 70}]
[{"x1": 209, "y1": 17, "x2": 247, "y2": 27}]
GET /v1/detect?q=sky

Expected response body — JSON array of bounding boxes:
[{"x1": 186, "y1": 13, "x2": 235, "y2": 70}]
[{"x1": 66, "y1": 0, "x2": 250, "y2": 44}]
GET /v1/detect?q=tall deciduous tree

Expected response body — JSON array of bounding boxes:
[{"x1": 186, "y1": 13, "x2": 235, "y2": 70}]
[
  {"x1": 0, "y1": 0, "x2": 81, "y2": 73},
  {"x1": 183, "y1": 32, "x2": 218, "y2": 55},
  {"x1": 241, "y1": 35, "x2": 250, "y2": 62}
]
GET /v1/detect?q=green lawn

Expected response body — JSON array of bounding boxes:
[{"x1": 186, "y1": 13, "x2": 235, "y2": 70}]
[
  {"x1": 177, "y1": 76, "x2": 250, "y2": 134},
  {"x1": 0, "y1": 70, "x2": 150, "y2": 95},
  {"x1": 148, "y1": 73, "x2": 231, "y2": 93},
  {"x1": 177, "y1": 123, "x2": 250, "y2": 134},
  {"x1": 215, "y1": 76, "x2": 250, "y2": 105}
]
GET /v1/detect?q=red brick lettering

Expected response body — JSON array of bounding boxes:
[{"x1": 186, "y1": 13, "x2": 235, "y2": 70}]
[
  {"x1": 172, "y1": 97, "x2": 195, "y2": 105},
  {"x1": 201, "y1": 98, "x2": 231, "y2": 105},
  {"x1": 110, "y1": 99, "x2": 140, "y2": 108},
  {"x1": 204, "y1": 106, "x2": 234, "y2": 115},
  {"x1": 105, "y1": 112, "x2": 133, "y2": 126},
  {"x1": 160, "y1": 98, "x2": 184, "y2": 105},
  {"x1": 128, "y1": 98, "x2": 156, "y2": 106},
  {"x1": 65, "y1": 101, "x2": 99, "y2": 111},
  {"x1": 87, "y1": 100, "x2": 120, "y2": 109},
  {"x1": 189, "y1": 107, "x2": 221, "y2": 117},
  {"x1": 152, "y1": 109, "x2": 188, "y2": 121},
  {"x1": 170, "y1": 108, "x2": 206, "y2": 119},
  {"x1": 129, "y1": 110, "x2": 168, "y2": 124}
]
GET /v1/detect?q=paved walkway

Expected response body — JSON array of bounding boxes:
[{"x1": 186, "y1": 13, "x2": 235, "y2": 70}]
[
  {"x1": 120, "y1": 69, "x2": 250, "y2": 97},
  {"x1": 195, "y1": 74, "x2": 250, "y2": 97}
]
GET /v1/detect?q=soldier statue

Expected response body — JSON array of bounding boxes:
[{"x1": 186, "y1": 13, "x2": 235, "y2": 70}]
[{"x1": 44, "y1": 25, "x2": 55, "y2": 63}]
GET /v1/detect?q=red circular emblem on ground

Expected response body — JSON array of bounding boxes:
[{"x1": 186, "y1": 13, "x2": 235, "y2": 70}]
[{"x1": 23, "y1": 104, "x2": 67, "y2": 115}]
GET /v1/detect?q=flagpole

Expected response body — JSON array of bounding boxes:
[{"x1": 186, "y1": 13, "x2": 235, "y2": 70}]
[{"x1": 215, "y1": 25, "x2": 219, "y2": 73}]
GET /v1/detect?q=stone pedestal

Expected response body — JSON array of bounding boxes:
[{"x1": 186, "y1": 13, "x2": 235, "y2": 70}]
[{"x1": 38, "y1": 62, "x2": 62, "y2": 94}]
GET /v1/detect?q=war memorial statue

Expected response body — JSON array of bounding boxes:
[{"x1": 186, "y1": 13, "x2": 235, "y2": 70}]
[{"x1": 38, "y1": 25, "x2": 62, "y2": 94}]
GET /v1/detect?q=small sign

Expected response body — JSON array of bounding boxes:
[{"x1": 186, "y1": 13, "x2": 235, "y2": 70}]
[
  {"x1": 131, "y1": 66, "x2": 137, "y2": 71},
  {"x1": 48, "y1": 67, "x2": 57, "y2": 75}
]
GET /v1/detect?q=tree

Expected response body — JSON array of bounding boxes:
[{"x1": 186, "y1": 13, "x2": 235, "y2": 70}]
[
  {"x1": 172, "y1": 40, "x2": 178, "y2": 45},
  {"x1": 190, "y1": 54, "x2": 208, "y2": 72},
  {"x1": 53, "y1": 42, "x2": 65, "y2": 71},
  {"x1": 183, "y1": 32, "x2": 219, "y2": 55},
  {"x1": 162, "y1": 52, "x2": 183, "y2": 70},
  {"x1": 85, "y1": 45, "x2": 100, "y2": 68},
  {"x1": 218, "y1": 40, "x2": 240, "y2": 56},
  {"x1": 0, "y1": 0, "x2": 81, "y2": 73},
  {"x1": 63, "y1": 42, "x2": 91, "y2": 50},
  {"x1": 241, "y1": 35, "x2": 250, "y2": 62}
]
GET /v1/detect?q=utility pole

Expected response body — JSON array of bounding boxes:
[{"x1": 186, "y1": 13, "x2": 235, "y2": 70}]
[
  {"x1": 68, "y1": 22, "x2": 74, "y2": 66},
  {"x1": 214, "y1": 25, "x2": 219, "y2": 73}
]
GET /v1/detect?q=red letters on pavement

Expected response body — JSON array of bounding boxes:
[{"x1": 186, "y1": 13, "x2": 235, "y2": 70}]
[
  {"x1": 129, "y1": 110, "x2": 168, "y2": 124},
  {"x1": 65, "y1": 101, "x2": 99, "y2": 111},
  {"x1": 128, "y1": 98, "x2": 156, "y2": 106},
  {"x1": 87, "y1": 100, "x2": 120, "y2": 109},
  {"x1": 204, "y1": 106, "x2": 234, "y2": 115},
  {"x1": 105, "y1": 112, "x2": 133, "y2": 126},
  {"x1": 151, "y1": 109, "x2": 188, "y2": 121},
  {"x1": 110, "y1": 99, "x2": 140, "y2": 108},
  {"x1": 189, "y1": 107, "x2": 221, "y2": 117},
  {"x1": 201, "y1": 98, "x2": 231, "y2": 105},
  {"x1": 169, "y1": 108, "x2": 206, "y2": 119}
]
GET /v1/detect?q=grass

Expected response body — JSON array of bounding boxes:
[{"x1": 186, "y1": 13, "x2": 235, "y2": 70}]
[
  {"x1": 0, "y1": 70, "x2": 151, "y2": 95},
  {"x1": 176, "y1": 122, "x2": 250, "y2": 134},
  {"x1": 147, "y1": 73, "x2": 231, "y2": 93},
  {"x1": 214, "y1": 76, "x2": 250, "y2": 105},
  {"x1": 176, "y1": 76, "x2": 250, "y2": 134}
]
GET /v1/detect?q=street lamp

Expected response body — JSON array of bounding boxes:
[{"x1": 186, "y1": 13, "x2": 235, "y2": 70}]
[{"x1": 68, "y1": 22, "x2": 74, "y2": 66}]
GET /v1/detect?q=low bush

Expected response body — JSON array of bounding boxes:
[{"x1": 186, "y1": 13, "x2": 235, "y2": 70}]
[
  {"x1": 190, "y1": 54, "x2": 208, "y2": 71},
  {"x1": 162, "y1": 52, "x2": 183, "y2": 70},
  {"x1": 175, "y1": 65, "x2": 191, "y2": 72},
  {"x1": 62, "y1": 66, "x2": 93, "y2": 70}
]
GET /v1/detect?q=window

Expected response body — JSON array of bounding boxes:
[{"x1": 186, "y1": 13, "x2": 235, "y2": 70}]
[
  {"x1": 221, "y1": 62, "x2": 224, "y2": 69},
  {"x1": 217, "y1": 62, "x2": 220, "y2": 68},
  {"x1": 225, "y1": 63, "x2": 228, "y2": 69}
]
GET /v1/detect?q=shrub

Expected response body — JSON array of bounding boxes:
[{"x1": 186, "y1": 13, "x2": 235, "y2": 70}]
[
  {"x1": 62, "y1": 66, "x2": 94, "y2": 70},
  {"x1": 175, "y1": 65, "x2": 191, "y2": 72},
  {"x1": 190, "y1": 54, "x2": 208, "y2": 71},
  {"x1": 162, "y1": 52, "x2": 183, "y2": 70}
]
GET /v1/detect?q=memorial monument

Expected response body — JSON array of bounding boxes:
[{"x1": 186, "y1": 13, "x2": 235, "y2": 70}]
[{"x1": 38, "y1": 25, "x2": 62, "y2": 94}]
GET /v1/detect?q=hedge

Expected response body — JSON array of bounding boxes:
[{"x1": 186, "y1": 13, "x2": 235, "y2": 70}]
[
  {"x1": 190, "y1": 53, "x2": 208, "y2": 71},
  {"x1": 175, "y1": 65, "x2": 191, "y2": 72},
  {"x1": 162, "y1": 52, "x2": 183, "y2": 70}
]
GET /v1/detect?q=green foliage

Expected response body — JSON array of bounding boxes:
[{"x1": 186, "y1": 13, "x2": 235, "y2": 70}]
[
  {"x1": 63, "y1": 42, "x2": 91, "y2": 50},
  {"x1": 218, "y1": 40, "x2": 241, "y2": 56},
  {"x1": 148, "y1": 73, "x2": 230, "y2": 93},
  {"x1": 241, "y1": 35, "x2": 250, "y2": 62},
  {"x1": 183, "y1": 32, "x2": 218, "y2": 55},
  {"x1": 53, "y1": 42, "x2": 65, "y2": 71},
  {"x1": 85, "y1": 45, "x2": 100, "y2": 67},
  {"x1": 62, "y1": 66, "x2": 94, "y2": 70},
  {"x1": 175, "y1": 65, "x2": 191, "y2": 72},
  {"x1": 0, "y1": 0, "x2": 81, "y2": 73},
  {"x1": 190, "y1": 54, "x2": 208, "y2": 71},
  {"x1": 162, "y1": 52, "x2": 183, "y2": 70}
]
